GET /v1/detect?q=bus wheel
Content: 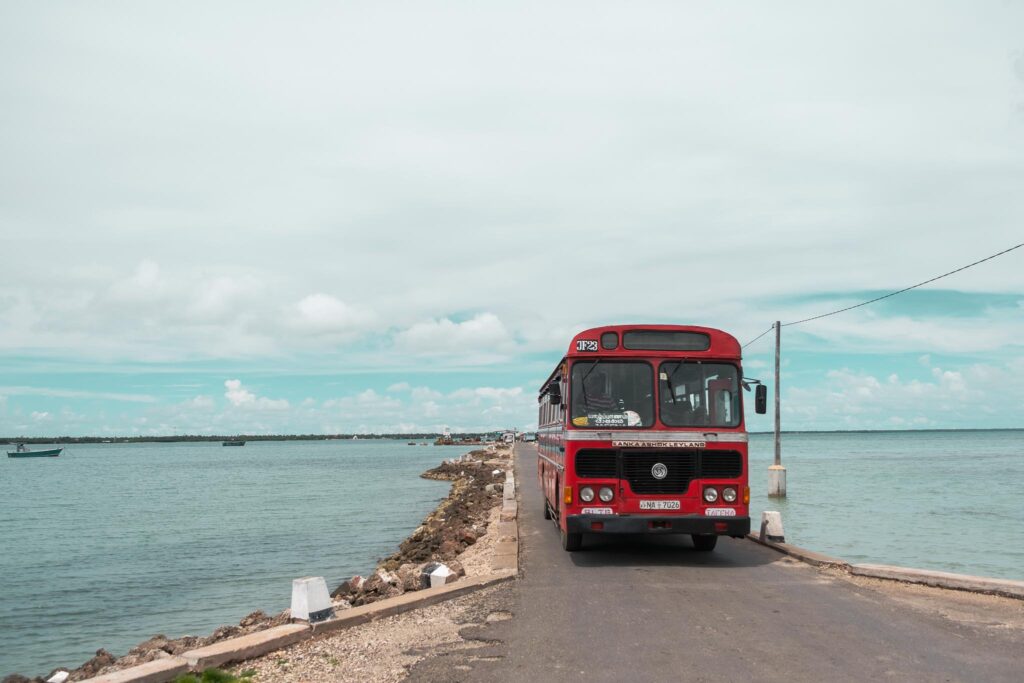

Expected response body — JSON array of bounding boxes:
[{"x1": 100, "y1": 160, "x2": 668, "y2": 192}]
[
  {"x1": 561, "y1": 529, "x2": 582, "y2": 551},
  {"x1": 692, "y1": 534, "x2": 718, "y2": 551},
  {"x1": 543, "y1": 501, "x2": 552, "y2": 520}
]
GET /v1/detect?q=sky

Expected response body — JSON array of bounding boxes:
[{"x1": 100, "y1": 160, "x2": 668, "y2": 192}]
[{"x1": 1, "y1": 1, "x2": 1023, "y2": 436}]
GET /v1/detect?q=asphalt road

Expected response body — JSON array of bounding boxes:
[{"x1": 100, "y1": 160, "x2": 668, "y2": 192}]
[{"x1": 408, "y1": 444, "x2": 1024, "y2": 682}]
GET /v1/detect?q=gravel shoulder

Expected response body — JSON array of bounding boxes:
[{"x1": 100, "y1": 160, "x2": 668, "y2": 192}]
[{"x1": 231, "y1": 584, "x2": 514, "y2": 683}]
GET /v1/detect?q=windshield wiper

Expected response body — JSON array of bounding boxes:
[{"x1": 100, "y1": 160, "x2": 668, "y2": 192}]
[
  {"x1": 663, "y1": 364, "x2": 682, "y2": 403},
  {"x1": 579, "y1": 360, "x2": 600, "y2": 412}
]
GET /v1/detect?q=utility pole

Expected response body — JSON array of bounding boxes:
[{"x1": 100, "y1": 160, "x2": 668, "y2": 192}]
[{"x1": 768, "y1": 320, "x2": 787, "y2": 497}]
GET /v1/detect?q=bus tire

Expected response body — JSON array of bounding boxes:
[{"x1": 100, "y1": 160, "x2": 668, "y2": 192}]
[
  {"x1": 692, "y1": 534, "x2": 718, "y2": 551},
  {"x1": 543, "y1": 501, "x2": 552, "y2": 520},
  {"x1": 561, "y1": 529, "x2": 583, "y2": 551}
]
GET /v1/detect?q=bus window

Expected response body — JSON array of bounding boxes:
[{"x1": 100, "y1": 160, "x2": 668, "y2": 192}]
[
  {"x1": 570, "y1": 361, "x2": 654, "y2": 428},
  {"x1": 659, "y1": 362, "x2": 740, "y2": 428}
]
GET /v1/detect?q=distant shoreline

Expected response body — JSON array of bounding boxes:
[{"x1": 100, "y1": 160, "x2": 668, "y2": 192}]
[
  {"x1": 0, "y1": 433, "x2": 492, "y2": 445},
  {"x1": 2, "y1": 427, "x2": 1020, "y2": 445}
]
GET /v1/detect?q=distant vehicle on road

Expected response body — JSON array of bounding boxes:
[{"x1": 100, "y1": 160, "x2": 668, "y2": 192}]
[
  {"x1": 520, "y1": 433, "x2": 537, "y2": 442},
  {"x1": 536, "y1": 325, "x2": 767, "y2": 552}
]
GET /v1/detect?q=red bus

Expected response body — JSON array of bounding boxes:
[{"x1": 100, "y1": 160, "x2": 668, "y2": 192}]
[{"x1": 537, "y1": 325, "x2": 767, "y2": 551}]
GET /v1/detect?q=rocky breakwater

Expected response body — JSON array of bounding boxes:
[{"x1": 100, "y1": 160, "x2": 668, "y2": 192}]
[
  {"x1": 330, "y1": 446, "x2": 510, "y2": 607},
  {"x1": 2, "y1": 610, "x2": 289, "y2": 683}
]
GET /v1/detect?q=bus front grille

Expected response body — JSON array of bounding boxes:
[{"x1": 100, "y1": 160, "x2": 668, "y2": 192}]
[
  {"x1": 622, "y1": 451, "x2": 698, "y2": 494},
  {"x1": 575, "y1": 449, "x2": 617, "y2": 478},
  {"x1": 701, "y1": 451, "x2": 743, "y2": 478}
]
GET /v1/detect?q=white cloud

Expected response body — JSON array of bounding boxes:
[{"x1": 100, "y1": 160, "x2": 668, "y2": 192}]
[
  {"x1": 30, "y1": 411, "x2": 51, "y2": 421},
  {"x1": 395, "y1": 313, "x2": 511, "y2": 354},
  {"x1": 223, "y1": 379, "x2": 289, "y2": 410},
  {"x1": 184, "y1": 395, "x2": 215, "y2": 410},
  {"x1": 781, "y1": 360, "x2": 1023, "y2": 430},
  {"x1": 411, "y1": 386, "x2": 443, "y2": 401},
  {"x1": 0, "y1": 386, "x2": 157, "y2": 403},
  {"x1": 292, "y1": 293, "x2": 375, "y2": 334}
]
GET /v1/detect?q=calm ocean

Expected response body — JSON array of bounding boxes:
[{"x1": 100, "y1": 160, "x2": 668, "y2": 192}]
[
  {"x1": 0, "y1": 440, "x2": 451, "y2": 678},
  {"x1": 1, "y1": 431, "x2": 1022, "y2": 676},
  {"x1": 747, "y1": 430, "x2": 1024, "y2": 580}
]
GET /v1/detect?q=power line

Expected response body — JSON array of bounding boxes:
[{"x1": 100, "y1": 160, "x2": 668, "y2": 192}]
[
  {"x1": 742, "y1": 325, "x2": 775, "y2": 349},
  {"x1": 739, "y1": 242, "x2": 1023, "y2": 348},
  {"x1": 782, "y1": 242, "x2": 1022, "y2": 326}
]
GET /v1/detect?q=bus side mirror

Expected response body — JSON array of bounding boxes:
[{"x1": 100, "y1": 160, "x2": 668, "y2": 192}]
[
  {"x1": 755, "y1": 384, "x2": 767, "y2": 414},
  {"x1": 549, "y1": 384, "x2": 562, "y2": 406}
]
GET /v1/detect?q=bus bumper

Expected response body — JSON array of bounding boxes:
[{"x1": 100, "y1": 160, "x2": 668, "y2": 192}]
[{"x1": 566, "y1": 514, "x2": 750, "y2": 537}]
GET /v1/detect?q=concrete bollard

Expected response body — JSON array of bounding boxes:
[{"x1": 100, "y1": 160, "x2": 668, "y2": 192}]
[
  {"x1": 767, "y1": 464, "x2": 787, "y2": 497},
  {"x1": 291, "y1": 576, "x2": 335, "y2": 623},
  {"x1": 421, "y1": 562, "x2": 456, "y2": 588},
  {"x1": 760, "y1": 511, "x2": 785, "y2": 543}
]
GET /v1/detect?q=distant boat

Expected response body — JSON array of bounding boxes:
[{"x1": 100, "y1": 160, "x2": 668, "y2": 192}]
[
  {"x1": 7, "y1": 443, "x2": 62, "y2": 458},
  {"x1": 222, "y1": 440, "x2": 246, "y2": 447}
]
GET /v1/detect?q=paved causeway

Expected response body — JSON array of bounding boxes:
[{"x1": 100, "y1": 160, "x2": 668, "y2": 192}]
[{"x1": 408, "y1": 445, "x2": 1024, "y2": 682}]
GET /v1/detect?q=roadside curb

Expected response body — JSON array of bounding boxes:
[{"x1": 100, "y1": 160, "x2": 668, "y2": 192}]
[
  {"x1": 74, "y1": 657, "x2": 190, "y2": 683},
  {"x1": 79, "y1": 447, "x2": 520, "y2": 683},
  {"x1": 747, "y1": 532, "x2": 1024, "y2": 601},
  {"x1": 745, "y1": 532, "x2": 849, "y2": 568},
  {"x1": 849, "y1": 563, "x2": 1024, "y2": 601}
]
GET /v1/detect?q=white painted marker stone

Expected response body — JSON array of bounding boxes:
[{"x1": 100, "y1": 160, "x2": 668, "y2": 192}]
[
  {"x1": 421, "y1": 562, "x2": 456, "y2": 589},
  {"x1": 47, "y1": 672, "x2": 69, "y2": 683},
  {"x1": 760, "y1": 511, "x2": 785, "y2": 543},
  {"x1": 291, "y1": 576, "x2": 334, "y2": 623}
]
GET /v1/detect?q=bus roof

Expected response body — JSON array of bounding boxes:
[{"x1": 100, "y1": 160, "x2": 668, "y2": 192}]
[
  {"x1": 569, "y1": 324, "x2": 740, "y2": 357},
  {"x1": 540, "y1": 325, "x2": 742, "y2": 392}
]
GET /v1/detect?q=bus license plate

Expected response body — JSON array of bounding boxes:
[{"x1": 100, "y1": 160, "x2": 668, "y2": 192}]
[{"x1": 639, "y1": 500, "x2": 680, "y2": 510}]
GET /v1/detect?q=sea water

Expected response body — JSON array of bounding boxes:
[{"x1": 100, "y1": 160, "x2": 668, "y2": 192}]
[
  {"x1": 2, "y1": 432, "x2": 1023, "y2": 676},
  {"x1": 0, "y1": 440, "x2": 452, "y2": 678},
  {"x1": 747, "y1": 430, "x2": 1024, "y2": 580}
]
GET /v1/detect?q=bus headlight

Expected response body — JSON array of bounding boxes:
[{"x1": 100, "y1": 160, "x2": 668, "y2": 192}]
[
  {"x1": 703, "y1": 487, "x2": 719, "y2": 503},
  {"x1": 722, "y1": 487, "x2": 737, "y2": 503},
  {"x1": 599, "y1": 487, "x2": 614, "y2": 502},
  {"x1": 580, "y1": 486, "x2": 595, "y2": 502}
]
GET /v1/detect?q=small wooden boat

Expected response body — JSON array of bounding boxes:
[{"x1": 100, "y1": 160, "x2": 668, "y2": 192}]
[
  {"x1": 222, "y1": 440, "x2": 246, "y2": 446},
  {"x1": 7, "y1": 443, "x2": 62, "y2": 458}
]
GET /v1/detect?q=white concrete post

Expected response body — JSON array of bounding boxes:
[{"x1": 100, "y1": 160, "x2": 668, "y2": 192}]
[
  {"x1": 760, "y1": 511, "x2": 785, "y2": 543},
  {"x1": 291, "y1": 576, "x2": 334, "y2": 623}
]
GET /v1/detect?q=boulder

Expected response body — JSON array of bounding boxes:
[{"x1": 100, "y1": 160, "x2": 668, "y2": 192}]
[
  {"x1": 69, "y1": 649, "x2": 116, "y2": 680},
  {"x1": 125, "y1": 635, "x2": 171, "y2": 655},
  {"x1": 207, "y1": 625, "x2": 241, "y2": 642},
  {"x1": 438, "y1": 539, "x2": 460, "y2": 557},
  {"x1": 2, "y1": 675, "x2": 39, "y2": 683},
  {"x1": 239, "y1": 610, "x2": 270, "y2": 628},
  {"x1": 396, "y1": 563, "x2": 423, "y2": 592},
  {"x1": 332, "y1": 575, "x2": 365, "y2": 598},
  {"x1": 446, "y1": 559, "x2": 466, "y2": 578}
]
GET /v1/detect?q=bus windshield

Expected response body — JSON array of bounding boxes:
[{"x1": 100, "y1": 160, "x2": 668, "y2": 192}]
[
  {"x1": 570, "y1": 361, "x2": 654, "y2": 428},
  {"x1": 659, "y1": 361, "x2": 740, "y2": 427}
]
